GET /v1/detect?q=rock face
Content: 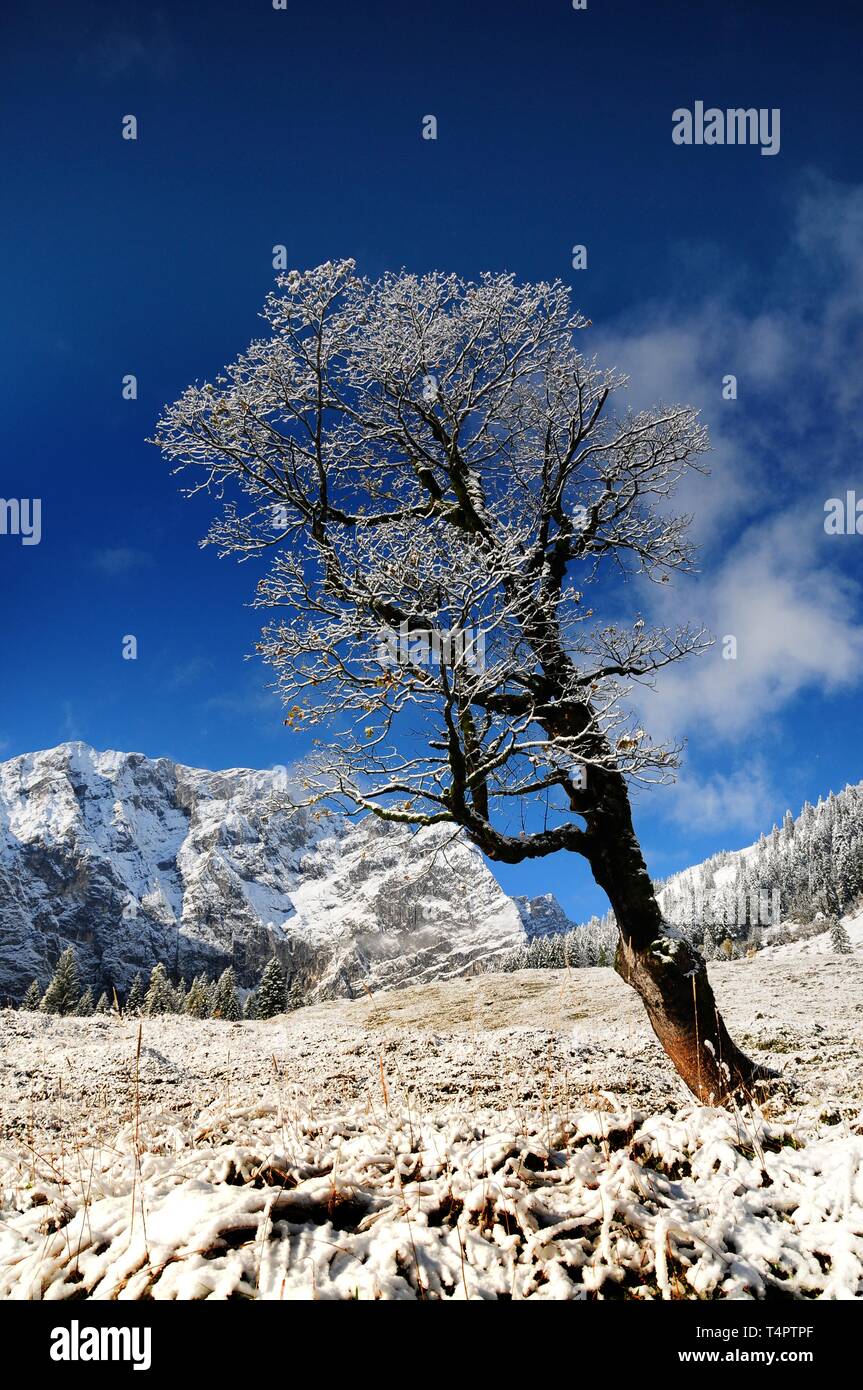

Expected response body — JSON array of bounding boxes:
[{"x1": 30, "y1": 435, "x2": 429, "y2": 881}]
[
  {"x1": 0, "y1": 743, "x2": 529, "y2": 1002},
  {"x1": 513, "y1": 893, "x2": 577, "y2": 940}
]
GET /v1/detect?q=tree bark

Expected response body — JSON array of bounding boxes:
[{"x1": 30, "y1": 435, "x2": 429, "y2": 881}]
[{"x1": 581, "y1": 767, "x2": 772, "y2": 1105}]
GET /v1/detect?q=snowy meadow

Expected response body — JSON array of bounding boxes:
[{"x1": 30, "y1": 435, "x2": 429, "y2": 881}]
[{"x1": 1, "y1": 942, "x2": 861, "y2": 1301}]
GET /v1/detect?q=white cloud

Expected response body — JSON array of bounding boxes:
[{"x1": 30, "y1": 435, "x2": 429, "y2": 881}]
[
  {"x1": 637, "y1": 503, "x2": 863, "y2": 741},
  {"x1": 660, "y1": 762, "x2": 776, "y2": 834},
  {"x1": 595, "y1": 177, "x2": 863, "y2": 748}
]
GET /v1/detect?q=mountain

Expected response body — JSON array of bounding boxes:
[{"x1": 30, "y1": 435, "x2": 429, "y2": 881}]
[
  {"x1": 656, "y1": 782, "x2": 863, "y2": 950},
  {"x1": 0, "y1": 742, "x2": 534, "y2": 1004},
  {"x1": 513, "y1": 892, "x2": 576, "y2": 939}
]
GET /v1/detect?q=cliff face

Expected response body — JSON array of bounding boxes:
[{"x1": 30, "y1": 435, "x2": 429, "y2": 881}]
[{"x1": 0, "y1": 743, "x2": 532, "y2": 1001}]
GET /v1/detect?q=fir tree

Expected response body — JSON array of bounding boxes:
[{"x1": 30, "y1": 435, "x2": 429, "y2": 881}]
[
  {"x1": 40, "y1": 947, "x2": 82, "y2": 1015},
  {"x1": 213, "y1": 966, "x2": 242, "y2": 1021},
  {"x1": 172, "y1": 977, "x2": 188, "y2": 1013},
  {"x1": 74, "y1": 987, "x2": 95, "y2": 1016},
  {"x1": 287, "y1": 975, "x2": 306, "y2": 1011},
  {"x1": 183, "y1": 975, "x2": 211, "y2": 1018},
  {"x1": 125, "y1": 973, "x2": 145, "y2": 1015},
  {"x1": 831, "y1": 918, "x2": 853, "y2": 955},
  {"x1": 243, "y1": 991, "x2": 258, "y2": 1020},
  {"x1": 21, "y1": 979, "x2": 43, "y2": 1010},
  {"x1": 256, "y1": 957, "x2": 287, "y2": 1019},
  {"x1": 701, "y1": 925, "x2": 719, "y2": 962},
  {"x1": 144, "y1": 962, "x2": 174, "y2": 1015},
  {"x1": 94, "y1": 991, "x2": 111, "y2": 1014}
]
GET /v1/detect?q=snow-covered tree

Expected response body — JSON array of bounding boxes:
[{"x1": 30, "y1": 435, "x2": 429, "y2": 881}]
[
  {"x1": 183, "y1": 975, "x2": 211, "y2": 1018},
  {"x1": 287, "y1": 976, "x2": 306, "y2": 1011},
  {"x1": 830, "y1": 917, "x2": 852, "y2": 955},
  {"x1": 21, "y1": 979, "x2": 43, "y2": 1010},
  {"x1": 74, "y1": 987, "x2": 95, "y2": 1016},
  {"x1": 94, "y1": 991, "x2": 111, "y2": 1014},
  {"x1": 255, "y1": 957, "x2": 286, "y2": 1019},
  {"x1": 242, "y1": 990, "x2": 258, "y2": 1020},
  {"x1": 701, "y1": 924, "x2": 719, "y2": 962},
  {"x1": 144, "y1": 962, "x2": 174, "y2": 1016},
  {"x1": 125, "y1": 973, "x2": 145, "y2": 1015},
  {"x1": 155, "y1": 260, "x2": 764, "y2": 1102},
  {"x1": 40, "y1": 947, "x2": 82, "y2": 1015},
  {"x1": 214, "y1": 967, "x2": 241, "y2": 1021}
]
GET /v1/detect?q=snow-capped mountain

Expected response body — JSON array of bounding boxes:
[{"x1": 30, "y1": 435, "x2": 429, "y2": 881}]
[
  {"x1": 512, "y1": 892, "x2": 576, "y2": 938},
  {"x1": 0, "y1": 743, "x2": 540, "y2": 1004}
]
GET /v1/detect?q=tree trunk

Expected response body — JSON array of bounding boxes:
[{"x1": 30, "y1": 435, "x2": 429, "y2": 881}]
[{"x1": 582, "y1": 768, "x2": 772, "y2": 1105}]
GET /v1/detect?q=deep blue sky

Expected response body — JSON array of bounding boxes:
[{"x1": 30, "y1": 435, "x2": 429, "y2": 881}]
[{"x1": 2, "y1": 0, "x2": 862, "y2": 919}]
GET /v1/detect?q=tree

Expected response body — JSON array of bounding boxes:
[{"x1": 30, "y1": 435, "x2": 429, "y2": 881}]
[
  {"x1": 94, "y1": 991, "x2": 112, "y2": 1014},
  {"x1": 243, "y1": 990, "x2": 258, "y2": 1019},
  {"x1": 41, "y1": 947, "x2": 82, "y2": 1015},
  {"x1": 256, "y1": 957, "x2": 287, "y2": 1019},
  {"x1": 183, "y1": 975, "x2": 211, "y2": 1018},
  {"x1": 21, "y1": 979, "x2": 43, "y2": 1010},
  {"x1": 74, "y1": 987, "x2": 95, "y2": 1016},
  {"x1": 155, "y1": 260, "x2": 765, "y2": 1103},
  {"x1": 144, "y1": 962, "x2": 174, "y2": 1015},
  {"x1": 830, "y1": 917, "x2": 852, "y2": 955},
  {"x1": 214, "y1": 967, "x2": 241, "y2": 1020},
  {"x1": 125, "y1": 973, "x2": 145, "y2": 1015},
  {"x1": 287, "y1": 976, "x2": 306, "y2": 1011}
]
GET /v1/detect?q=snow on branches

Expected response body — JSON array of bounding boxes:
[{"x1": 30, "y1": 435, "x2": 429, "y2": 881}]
[{"x1": 153, "y1": 261, "x2": 710, "y2": 863}]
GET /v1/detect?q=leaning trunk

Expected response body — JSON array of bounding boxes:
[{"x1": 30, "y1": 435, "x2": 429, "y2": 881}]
[{"x1": 583, "y1": 768, "x2": 770, "y2": 1105}]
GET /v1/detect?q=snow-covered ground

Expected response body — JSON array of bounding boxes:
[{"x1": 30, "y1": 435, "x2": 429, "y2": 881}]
[{"x1": 1, "y1": 950, "x2": 861, "y2": 1300}]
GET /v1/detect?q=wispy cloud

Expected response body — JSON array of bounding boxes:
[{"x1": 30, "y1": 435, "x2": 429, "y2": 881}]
[
  {"x1": 639, "y1": 504, "x2": 863, "y2": 741},
  {"x1": 76, "y1": 11, "x2": 176, "y2": 81},
  {"x1": 599, "y1": 175, "x2": 863, "y2": 748},
  {"x1": 90, "y1": 547, "x2": 153, "y2": 576},
  {"x1": 659, "y1": 761, "x2": 777, "y2": 835},
  {"x1": 162, "y1": 657, "x2": 214, "y2": 691}
]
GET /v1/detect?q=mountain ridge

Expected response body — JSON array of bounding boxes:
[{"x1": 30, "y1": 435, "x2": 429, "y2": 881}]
[{"x1": 0, "y1": 741, "x2": 550, "y2": 1002}]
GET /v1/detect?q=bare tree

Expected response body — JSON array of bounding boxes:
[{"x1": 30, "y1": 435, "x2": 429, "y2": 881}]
[{"x1": 154, "y1": 259, "x2": 767, "y2": 1103}]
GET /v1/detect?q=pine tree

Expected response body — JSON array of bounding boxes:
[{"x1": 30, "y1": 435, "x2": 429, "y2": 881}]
[
  {"x1": 183, "y1": 975, "x2": 211, "y2": 1018},
  {"x1": 94, "y1": 992, "x2": 111, "y2": 1014},
  {"x1": 256, "y1": 957, "x2": 287, "y2": 1019},
  {"x1": 831, "y1": 918, "x2": 852, "y2": 955},
  {"x1": 243, "y1": 990, "x2": 258, "y2": 1020},
  {"x1": 287, "y1": 976, "x2": 306, "y2": 1010},
  {"x1": 214, "y1": 967, "x2": 241, "y2": 1021},
  {"x1": 701, "y1": 924, "x2": 719, "y2": 962},
  {"x1": 40, "y1": 947, "x2": 82, "y2": 1015},
  {"x1": 74, "y1": 987, "x2": 95, "y2": 1016},
  {"x1": 21, "y1": 979, "x2": 43, "y2": 1010},
  {"x1": 125, "y1": 973, "x2": 145, "y2": 1015},
  {"x1": 172, "y1": 977, "x2": 188, "y2": 1013},
  {"x1": 143, "y1": 962, "x2": 174, "y2": 1015}
]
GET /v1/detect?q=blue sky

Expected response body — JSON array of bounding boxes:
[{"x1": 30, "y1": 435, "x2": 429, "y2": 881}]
[{"x1": 1, "y1": 0, "x2": 862, "y2": 919}]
